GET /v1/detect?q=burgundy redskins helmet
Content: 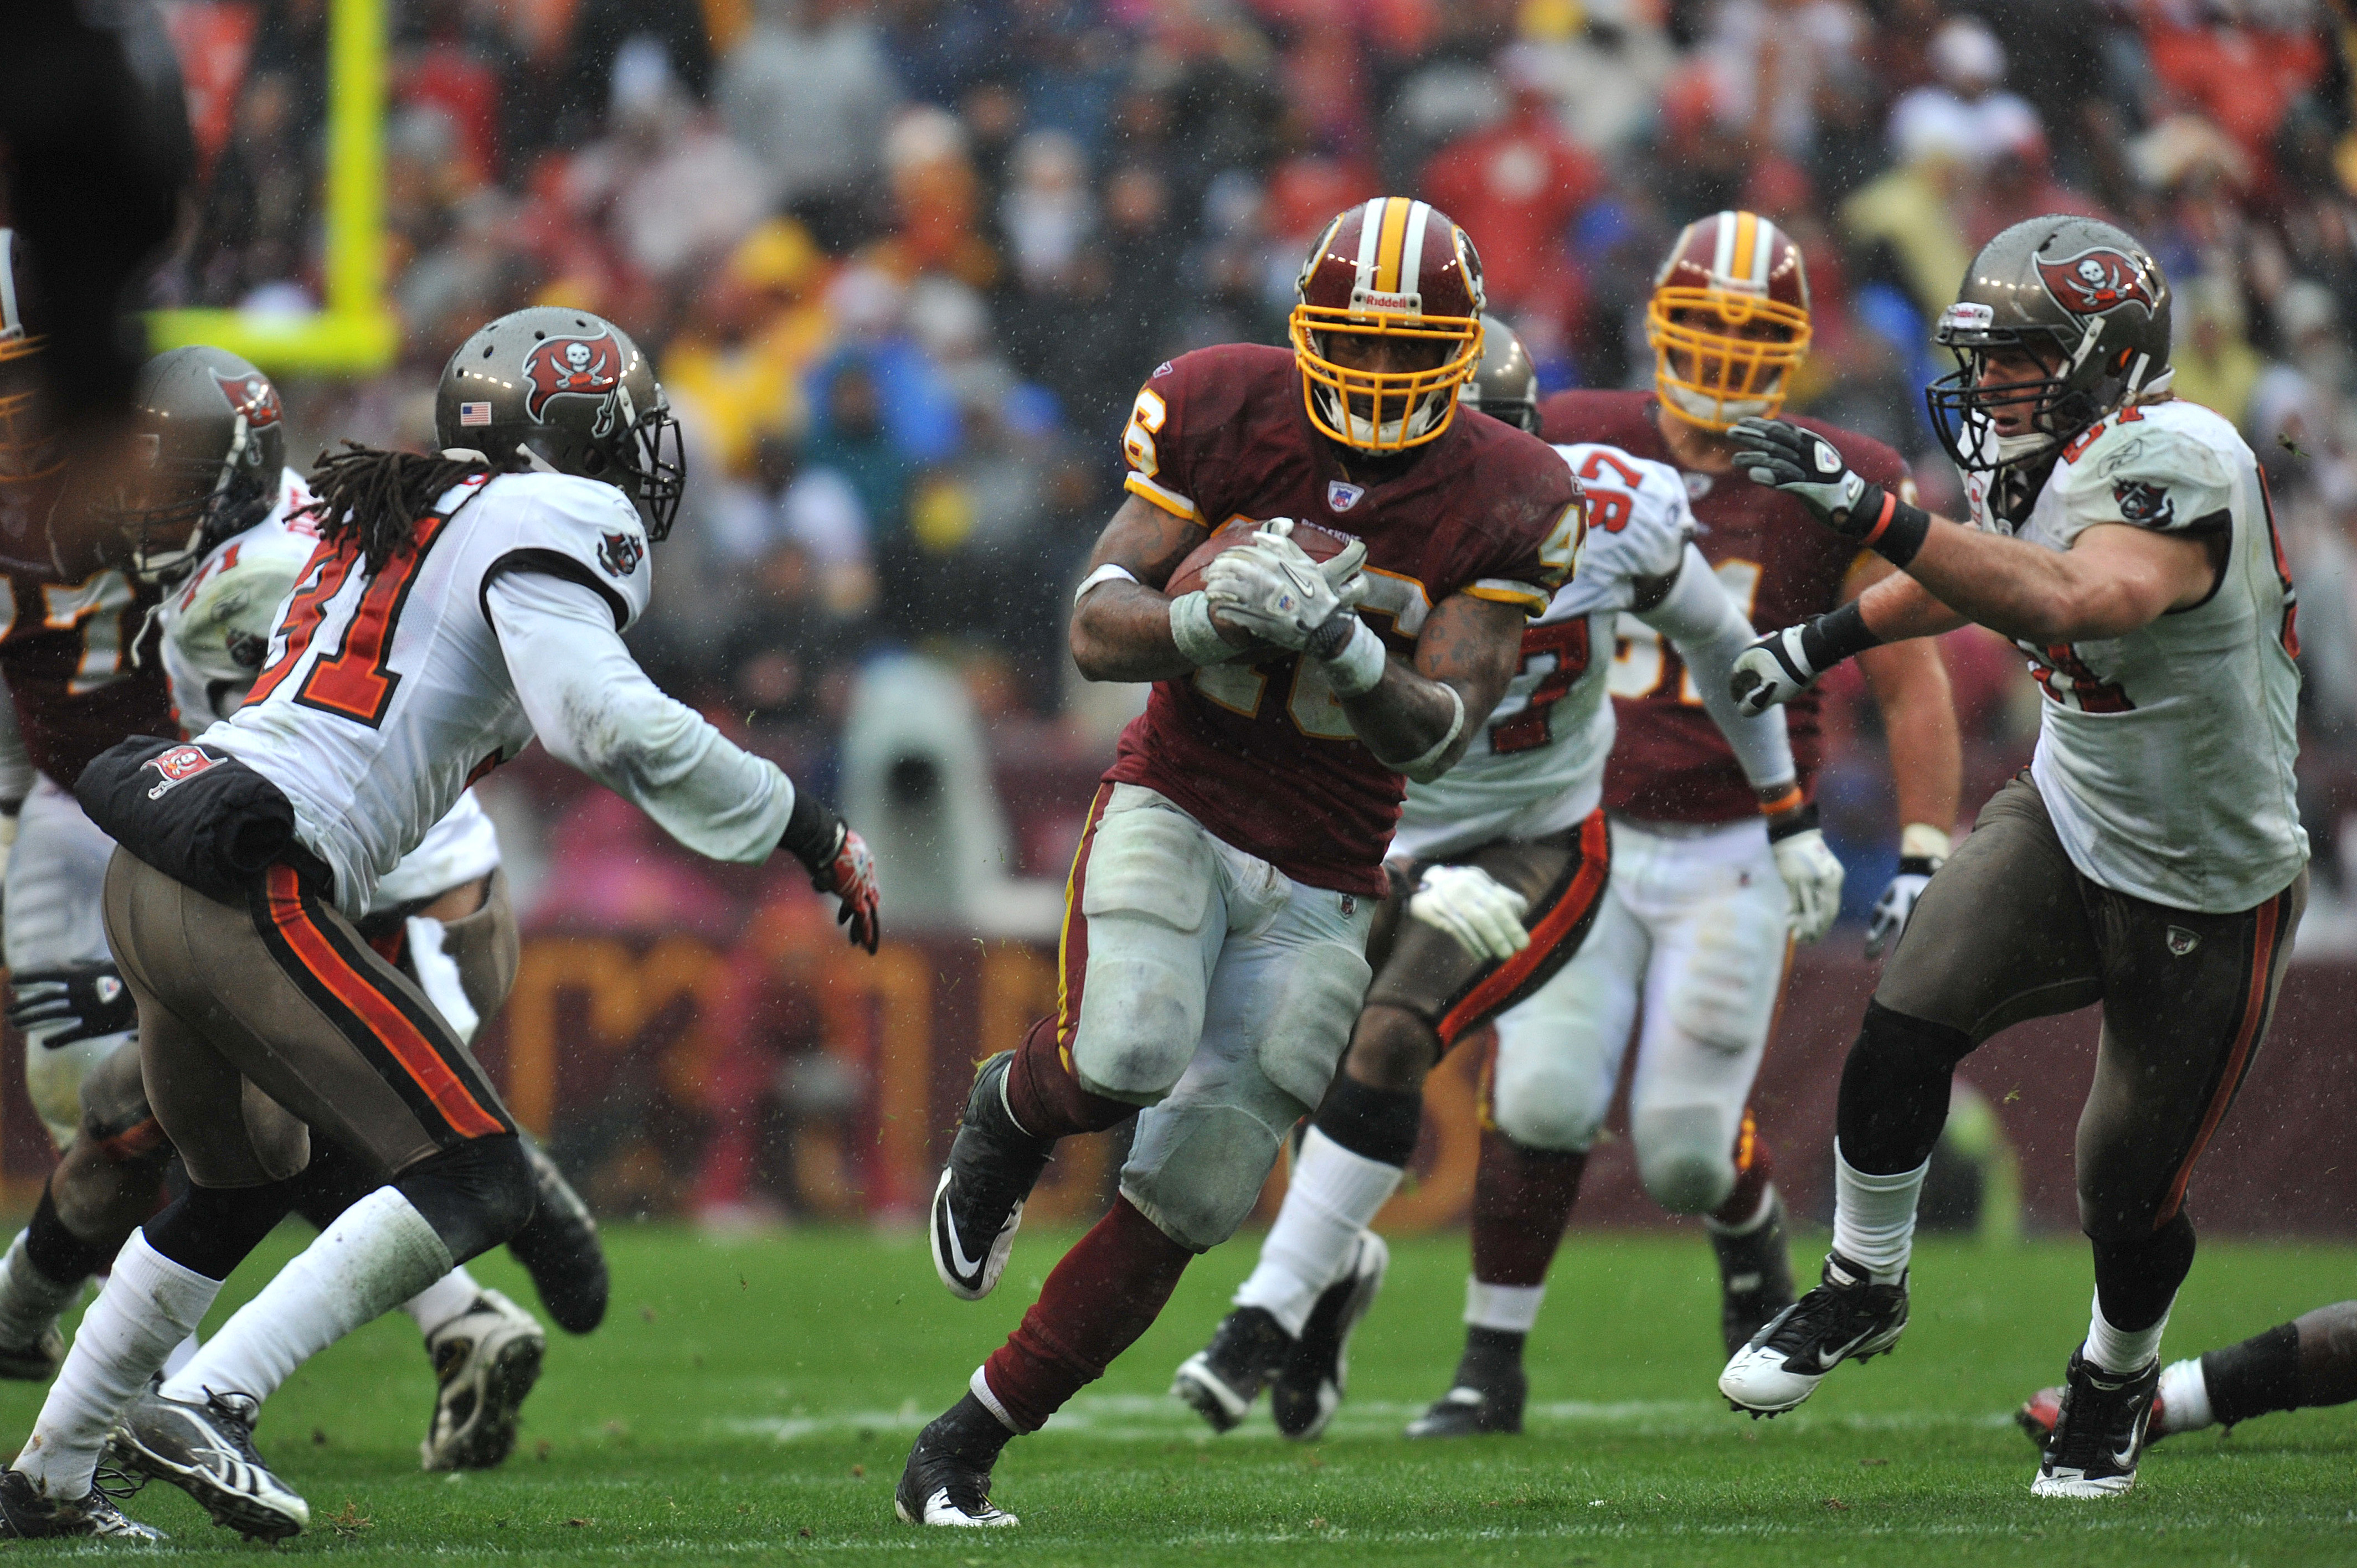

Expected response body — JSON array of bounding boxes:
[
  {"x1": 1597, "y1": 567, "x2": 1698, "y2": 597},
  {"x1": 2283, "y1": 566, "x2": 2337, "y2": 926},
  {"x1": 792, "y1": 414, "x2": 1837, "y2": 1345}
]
[
  {"x1": 1645, "y1": 211, "x2": 1813, "y2": 432},
  {"x1": 1290, "y1": 198, "x2": 1486, "y2": 453}
]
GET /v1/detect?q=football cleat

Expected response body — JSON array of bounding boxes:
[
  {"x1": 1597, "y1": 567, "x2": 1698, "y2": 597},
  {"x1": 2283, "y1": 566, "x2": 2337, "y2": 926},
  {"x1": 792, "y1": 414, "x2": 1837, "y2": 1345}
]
[
  {"x1": 930, "y1": 1053, "x2": 1054, "y2": 1301},
  {"x1": 896, "y1": 1404, "x2": 1018, "y2": 1528},
  {"x1": 1404, "y1": 1374, "x2": 1525, "y2": 1438},
  {"x1": 109, "y1": 1388, "x2": 303, "y2": 1540},
  {"x1": 0, "y1": 1466, "x2": 163, "y2": 1540},
  {"x1": 2034, "y1": 1347, "x2": 2161, "y2": 1498},
  {"x1": 505, "y1": 1134, "x2": 609, "y2": 1334},
  {"x1": 2018, "y1": 1379, "x2": 2170, "y2": 1449},
  {"x1": 420, "y1": 1289, "x2": 546, "y2": 1471},
  {"x1": 0, "y1": 1325, "x2": 64, "y2": 1382},
  {"x1": 1172, "y1": 1307, "x2": 1293, "y2": 1433},
  {"x1": 1273, "y1": 1231, "x2": 1388, "y2": 1441},
  {"x1": 1718, "y1": 1252, "x2": 1908, "y2": 1416},
  {"x1": 1711, "y1": 1196, "x2": 1797, "y2": 1358}
]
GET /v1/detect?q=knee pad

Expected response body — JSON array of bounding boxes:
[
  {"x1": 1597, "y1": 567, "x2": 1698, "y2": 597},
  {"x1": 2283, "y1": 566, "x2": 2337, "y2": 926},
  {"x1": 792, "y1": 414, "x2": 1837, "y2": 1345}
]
[
  {"x1": 1069, "y1": 802, "x2": 1219, "y2": 1103},
  {"x1": 1120, "y1": 1102, "x2": 1284, "y2": 1253},
  {"x1": 1664, "y1": 906, "x2": 1785, "y2": 1055},
  {"x1": 1490, "y1": 1026, "x2": 1608, "y2": 1154},
  {"x1": 1630, "y1": 1105, "x2": 1736, "y2": 1214},
  {"x1": 394, "y1": 1133, "x2": 534, "y2": 1265}
]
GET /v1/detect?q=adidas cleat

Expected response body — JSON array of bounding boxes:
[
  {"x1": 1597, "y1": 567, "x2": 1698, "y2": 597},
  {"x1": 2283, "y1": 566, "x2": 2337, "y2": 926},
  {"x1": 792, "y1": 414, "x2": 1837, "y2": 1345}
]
[
  {"x1": 0, "y1": 1465, "x2": 163, "y2": 1540},
  {"x1": 109, "y1": 1388, "x2": 304, "y2": 1540},
  {"x1": 1718, "y1": 1252, "x2": 1908, "y2": 1417},
  {"x1": 1711, "y1": 1196, "x2": 1797, "y2": 1358},
  {"x1": 896, "y1": 1402, "x2": 1018, "y2": 1527},
  {"x1": 0, "y1": 1325, "x2": 64, "y2": 1382},
  {"x1": 1173, "y1": 1307, "x2": 1291, "y2": 1433},
  {"x1": 420, "y1": 1288, "x2": 546, "y2": 1471},
  {"x1": 506, "y1": 1134, "x2": 609, "y2": 1334},
  {"x1": 930, "y1": 1053, "x2": 1054, "y2": 1301},
  {"x1": 1273, "y1": 1231, "x2": 1387, "y2": 1441},
  {"x1": 2032, "y1": 1347, "x2": 2159, "y2": 1498}
]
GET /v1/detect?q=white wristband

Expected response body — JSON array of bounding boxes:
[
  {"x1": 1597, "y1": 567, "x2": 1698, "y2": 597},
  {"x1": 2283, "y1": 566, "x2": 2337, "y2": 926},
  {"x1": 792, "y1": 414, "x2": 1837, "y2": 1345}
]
[
  {"x1": 1073, "y1": 562, "x2": 1139, "y2": 605},
  {"x1": 1169, "y1": 590, "x2": 1234, "y2": 667},
  {"x1": 1390, "y1": 685, "x2": 1466, "y2": 783},
  {"x1": 1321, "y1": 617, "x2": 1388, "y2": 696},
  {"x1": 1900, "y1": 822, "x2": 1953, "y2": 863}
]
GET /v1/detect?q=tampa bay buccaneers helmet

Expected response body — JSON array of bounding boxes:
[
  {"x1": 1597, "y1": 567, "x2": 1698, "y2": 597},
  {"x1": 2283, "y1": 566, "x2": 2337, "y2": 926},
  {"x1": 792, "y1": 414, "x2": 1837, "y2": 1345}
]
[
  {"x1": 1461, "y1": 316, "x2": 1541, "y2": 434},
  {"x1": 1926, "y1": 215, "x2": 2172, "y2": 473},
  {"x1": 1290, "y1": 198, "x2": 1486, "y2": 453},
  {"x1": 104, "y1": 345, "x2": 289, "y2": 583},
  {"x1": 0, "y1": 230, "x2": 63, "y2": 543},
  {"x1": 1645, "y1": 210, "x2": 1813, "y2": 431},
  {"x1": 435, "y1": 307, "x2": 686, "y2": 538}
]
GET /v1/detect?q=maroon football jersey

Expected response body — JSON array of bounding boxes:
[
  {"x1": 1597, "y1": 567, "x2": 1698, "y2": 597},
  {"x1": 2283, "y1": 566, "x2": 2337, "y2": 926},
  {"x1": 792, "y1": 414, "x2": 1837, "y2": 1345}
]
[
  {"x1": 1538, "y1": 390, "x2": 1912, "y2": 823},
  {"x1": 1108, "y1": 344, "x2": 1583, "y2": 894},
  {"x1": 0, "y1": 563, "x2": 173, "y2": 788}
]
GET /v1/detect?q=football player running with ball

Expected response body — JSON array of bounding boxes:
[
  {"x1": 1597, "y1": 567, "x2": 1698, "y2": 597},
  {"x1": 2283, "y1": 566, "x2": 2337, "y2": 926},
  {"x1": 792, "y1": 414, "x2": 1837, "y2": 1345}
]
[
  {"x1": 898, "y1": 200, "x2": 1583, "y2": 1527},
  {"x1": 1407, "y1": 212, "x2": 1961, "y2": 1434},
  {"x1": 0, "y1": 307, "x2": 880, "y2": 1541},
  {"x1": 1717, "y1": 216, "x2": 2307, "y2": 1500},
  {"x1": 1172, "y1": 319, "x2": 1809, "y2": 1442}
]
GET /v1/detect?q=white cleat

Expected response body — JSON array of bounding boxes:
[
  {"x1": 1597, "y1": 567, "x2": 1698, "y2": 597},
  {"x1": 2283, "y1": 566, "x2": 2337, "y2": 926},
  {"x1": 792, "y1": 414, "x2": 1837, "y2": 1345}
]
[
  {"x1": 421, "y1": 1288, "x2": 546, "y2": 1471},
  {"x1": 1718, "y1": 1252, "x2": 1908, "y2": 1417},
  {"x1": 896, "y1": 1486, "x2": 1020, "y2": 1528}
]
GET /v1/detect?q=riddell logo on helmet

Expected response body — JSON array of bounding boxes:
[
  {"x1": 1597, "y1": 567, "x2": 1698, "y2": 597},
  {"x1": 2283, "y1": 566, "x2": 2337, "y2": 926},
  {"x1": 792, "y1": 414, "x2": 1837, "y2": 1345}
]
[
  {"x1": 1350, "y1": 289, "x2": 1422, "y2": 317},
  {"x1": 212, "y1": 371, "x2": 282, "y2": 429},
  {"x1": 521, "y1": 331, "x2": 624, "y2": 421},
  {"x1": 2035, "y1": 248, "x2": 2157, "y2": 318}
]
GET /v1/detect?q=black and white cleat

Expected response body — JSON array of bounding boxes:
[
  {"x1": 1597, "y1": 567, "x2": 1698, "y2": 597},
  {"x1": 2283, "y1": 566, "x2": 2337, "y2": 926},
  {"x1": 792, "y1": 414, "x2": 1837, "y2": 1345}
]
[
  {"x1": 1173, "y1": 1306, "x2": 1293, "y2": 1433},
  {"x1": 896, "y1": 1402, "x2": 1019, "y2": 1528},
  {"x1": 1273, "y1": 1231, "x2": 1388, "y2": 1441},
  {"x1": 0, "y1": 1465, "x2": 164, "y2": 1540},
  {"x1": 420, "y1": 1288, "x2": 547, "y2": 1471},
  {"x1": 929, "y1": 1053, "x2": 1054, "y2": 1301},
  {"x1": 2033, "y1": 1346, "x2": 2160, "y2": 1499},
  {"x1": 109, "y1": 1388, "x2": 305, "y2": 1541},
  {"x1": 1717, "y1": 1252, "x2": 1909, "y2": 1417}
]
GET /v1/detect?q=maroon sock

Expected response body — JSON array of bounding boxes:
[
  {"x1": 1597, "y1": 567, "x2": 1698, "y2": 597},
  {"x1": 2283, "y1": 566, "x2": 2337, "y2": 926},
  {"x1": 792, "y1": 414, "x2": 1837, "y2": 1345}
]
[
  {"x1": 1002, "y1": 1015, "x2": 1134, "y2": 1141},
  {"x1": 1469, "y1": 1127, "x2": 1587, "y2": 1287},
  {"x1": 979, "y1": 1196, "x2": 1193, "y2": 1431},
  {"x1": 1709, "y1": 1111, "x2": 1776, "y2": 1228}
]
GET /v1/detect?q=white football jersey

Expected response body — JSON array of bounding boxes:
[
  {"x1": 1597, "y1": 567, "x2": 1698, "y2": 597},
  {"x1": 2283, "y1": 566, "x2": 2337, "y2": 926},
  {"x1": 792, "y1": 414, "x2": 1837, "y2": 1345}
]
[
  {"x1": 1394, "y1": 443, "x2": 1692, "y2": 860},
  {"x1": 207, "y1": 470, "x2": 655, "y2": 917},
  {"x1": 159, "y1": 470, "x2": 502, "y2": 914},
  {"x1": 1963, "y1": 398, "x2": 2306, "y2": 911}
]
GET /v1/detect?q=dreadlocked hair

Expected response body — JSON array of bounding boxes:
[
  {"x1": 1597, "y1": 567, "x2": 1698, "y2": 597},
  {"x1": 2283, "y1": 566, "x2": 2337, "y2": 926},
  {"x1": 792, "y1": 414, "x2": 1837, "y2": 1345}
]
[{"x1": 300, "y1": 442, "x2": 493, "y2": 572}]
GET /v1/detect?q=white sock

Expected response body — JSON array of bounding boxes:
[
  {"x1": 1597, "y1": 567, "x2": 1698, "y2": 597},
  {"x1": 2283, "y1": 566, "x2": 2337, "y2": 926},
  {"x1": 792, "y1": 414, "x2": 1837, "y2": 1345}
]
[
  {"x1": 2085, "y1": 1290, "x2": 2169, "y2": 1375},
  {"x1": 2156, "y1": 1356, "x2": 2212, "y2": 1433},
  {"x1": 159, "y1": 1332, "x2": 200, "y2": 1380},
  {"x1": 1231, "y1": 1128, "x2": 1403, "y2": 1337},
  {"x1": 159, "y1": 1187, "x2": 452, "y2": 1408},
  {"x1": 0, "y1": 1230, "x2": 84, "y2": 1349},
  {"x1": 402, "y1": 1266, "x2": 484, "y2": 1336},
  {"x1": 14, "y1": 1233, "x2": 218, "y2": 1500},
  {"x1": 1465, "y1": 1277, "x2": 1546, "y2": 1335},
  {"x1": 1706, "y1": 1182, "x2": 1778, "y2": 1237},
  {"x1": 1830, "y1": 1142, "x2": 1926, "y2": 1283}
]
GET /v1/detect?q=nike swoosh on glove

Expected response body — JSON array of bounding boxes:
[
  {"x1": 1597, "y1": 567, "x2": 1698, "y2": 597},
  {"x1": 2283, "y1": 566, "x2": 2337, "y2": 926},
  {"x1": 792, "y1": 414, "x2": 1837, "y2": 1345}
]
[
  {"x1": 814, "y1": 824, "x2": 882, "y2": 953},
  {"x1": 1770, "y1": 828, "x2": 1844, "y2": 943},
  {"x1": 1728, "y1": 419, "x2": 1872, "y2": 533},
  {"x1": 1407, "y1": 863, "x2": 1531, "y2": 963},
  {"x1": 1203, "y1": 518, "x2": 1368, "y2": 651},
  {"x1": 1864, "y1": 865, "x2": 1936, "y2": 960},
  {"x1": 1729, "y1": 624, "x2": 1823, "y2": 717}
]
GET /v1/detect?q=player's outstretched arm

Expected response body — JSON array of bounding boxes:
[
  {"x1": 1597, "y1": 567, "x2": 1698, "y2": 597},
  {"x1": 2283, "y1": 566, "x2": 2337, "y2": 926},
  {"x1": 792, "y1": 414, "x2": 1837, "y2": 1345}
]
[
  {"x1": 1069, "y1": 495, "x2": 1256, "y2": 683},
  {"x1": 1637, "y1": 543, "x2": 1795, "y2": 796},
  {"x1": 487, "y1": 569, "x2": 881, "y2": 950}
]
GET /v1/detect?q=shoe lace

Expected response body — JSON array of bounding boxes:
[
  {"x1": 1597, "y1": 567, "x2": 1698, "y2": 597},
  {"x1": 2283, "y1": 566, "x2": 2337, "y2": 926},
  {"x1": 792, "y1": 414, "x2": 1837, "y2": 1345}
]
[
  {"x1": 195, "y1": 1388, "x2": 271, "y2": 1467},
  {"x1": 1759, "y1": 1281, "x2": 1857, "y2": 1355},
  {"x1": 2046, "y1": 1369, "x2": 2137, "y2": 1472},
  {"x1": 90, "y1": 1466, "x2": 147, "y2": 1505}
]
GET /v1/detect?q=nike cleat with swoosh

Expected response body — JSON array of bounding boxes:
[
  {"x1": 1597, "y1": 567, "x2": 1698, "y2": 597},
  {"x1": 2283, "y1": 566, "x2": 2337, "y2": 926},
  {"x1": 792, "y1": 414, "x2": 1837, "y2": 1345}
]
[
  {"x1": 1717, "y1": 1252, "x2": 1908, "y2": 1417},
  {"x1": 930, "y1": 1053, "x2": 1056, "y2": 1301},
  {"x1": 2032, "y1": 1346, "x2": 2159, "y2": 1498}
]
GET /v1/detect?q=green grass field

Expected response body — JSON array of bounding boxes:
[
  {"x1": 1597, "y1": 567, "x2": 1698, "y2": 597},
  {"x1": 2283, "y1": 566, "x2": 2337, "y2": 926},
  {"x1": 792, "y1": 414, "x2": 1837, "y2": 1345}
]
[{"x1": 3, "y1": 1223, "x2": 2353, "y2": 1563}]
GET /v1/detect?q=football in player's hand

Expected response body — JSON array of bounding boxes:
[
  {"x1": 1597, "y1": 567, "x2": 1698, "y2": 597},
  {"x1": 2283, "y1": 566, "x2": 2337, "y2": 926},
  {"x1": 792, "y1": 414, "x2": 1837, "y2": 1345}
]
[{"x1": 1166, "y1": 517, "x2": 1358, "y2": 661}]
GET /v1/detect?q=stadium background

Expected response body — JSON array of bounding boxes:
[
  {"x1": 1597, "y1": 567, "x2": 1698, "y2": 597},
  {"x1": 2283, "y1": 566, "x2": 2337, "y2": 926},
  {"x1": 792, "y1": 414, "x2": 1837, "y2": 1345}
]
[{"x1": 49, "y1": 0, "x2": 2357, "y2": 1237}]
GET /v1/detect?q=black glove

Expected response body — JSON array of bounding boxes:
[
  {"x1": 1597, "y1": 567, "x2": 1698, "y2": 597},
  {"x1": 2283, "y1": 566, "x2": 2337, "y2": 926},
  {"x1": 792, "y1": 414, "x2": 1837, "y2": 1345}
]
[
  {"x1": 8, "y1": 963, "x2": 137, "y2": 1051},
  {"x1": 1728, "y1": 419, "x2": 1930, "y2": 565}
]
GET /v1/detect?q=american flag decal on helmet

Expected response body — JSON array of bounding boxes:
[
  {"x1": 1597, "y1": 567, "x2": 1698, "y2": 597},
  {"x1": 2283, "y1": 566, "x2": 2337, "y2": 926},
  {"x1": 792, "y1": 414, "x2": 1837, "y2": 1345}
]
[{"x1": 459, "y1": 401, "x2": 492, "y2": 427}]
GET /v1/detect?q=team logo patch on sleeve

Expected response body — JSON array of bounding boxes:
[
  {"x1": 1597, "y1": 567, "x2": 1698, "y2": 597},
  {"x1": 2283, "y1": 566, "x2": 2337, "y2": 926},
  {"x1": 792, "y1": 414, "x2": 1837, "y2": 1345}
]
[
  {"x1": 142, "y1": 744, "x2": 224, "y2": 800},
  {"x1": 598, "y1": 530, "x2": 645, "y2": 579},
  {"x1": 2113, "y1": 479, "x2": 2174, "y2": 527}
]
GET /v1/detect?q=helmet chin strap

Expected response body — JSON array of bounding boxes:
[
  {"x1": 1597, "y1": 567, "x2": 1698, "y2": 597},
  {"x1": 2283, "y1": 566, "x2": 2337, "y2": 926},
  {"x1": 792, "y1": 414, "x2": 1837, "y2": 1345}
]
[{"x1": 1660, "y1": 381, "x2": 1772, "y2": 427}]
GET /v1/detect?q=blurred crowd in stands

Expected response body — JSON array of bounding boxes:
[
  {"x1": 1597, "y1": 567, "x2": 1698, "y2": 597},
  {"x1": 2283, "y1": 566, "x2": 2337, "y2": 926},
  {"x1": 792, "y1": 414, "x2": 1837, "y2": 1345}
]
[{"x1": 155, "y1": 0, "x2": 2357, "y2": 894}]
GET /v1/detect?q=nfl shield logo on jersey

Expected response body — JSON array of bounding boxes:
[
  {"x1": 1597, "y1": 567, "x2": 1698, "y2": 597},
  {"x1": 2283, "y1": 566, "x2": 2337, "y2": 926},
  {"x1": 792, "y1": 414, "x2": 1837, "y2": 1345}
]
[
  {"x1": 1326, "y1": 480, "x2": 1365, "y2": 513},
  {"x1": 598, "y1": 530, "x2": 645, "y2": 579},
  {"x1": 142, "y1": 744, "x2": 223, "y2": 800}
]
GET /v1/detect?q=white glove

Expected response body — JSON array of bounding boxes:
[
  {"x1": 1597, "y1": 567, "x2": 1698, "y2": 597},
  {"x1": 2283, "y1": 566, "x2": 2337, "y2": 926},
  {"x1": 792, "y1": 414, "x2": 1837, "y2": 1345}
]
[
  {"x1": 1770, "y1": 826, "x2": 1844, "y2": 942},
  {"x1": 1202, "y1": 518, "x2": 1367, "y2": 652},
  {"x1": 1407, "y1": 863, "x2": 1531, "y2": 963},
  {"x1": 1864, "y1": 870, "x2": 1933, "y2": 960},
  {"x1": 1728, "y1": 625, "x2": 1824, "y2": 718}
]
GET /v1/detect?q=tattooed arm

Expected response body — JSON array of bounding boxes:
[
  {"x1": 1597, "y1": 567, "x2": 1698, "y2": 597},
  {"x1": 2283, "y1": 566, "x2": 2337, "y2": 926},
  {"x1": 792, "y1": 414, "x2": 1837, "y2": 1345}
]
[{"x1": 1337, "y1": 591, "x2": 1524, "y2": 783}]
